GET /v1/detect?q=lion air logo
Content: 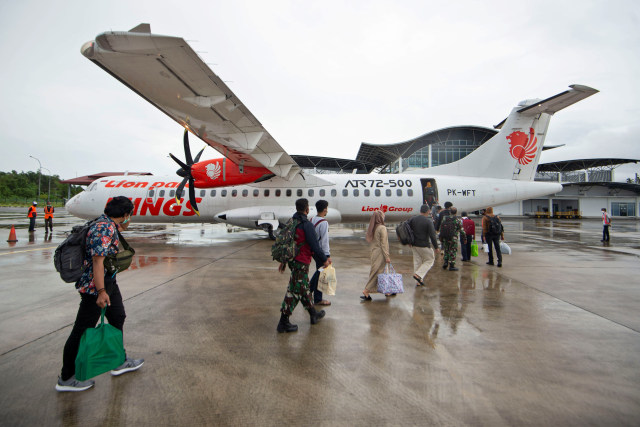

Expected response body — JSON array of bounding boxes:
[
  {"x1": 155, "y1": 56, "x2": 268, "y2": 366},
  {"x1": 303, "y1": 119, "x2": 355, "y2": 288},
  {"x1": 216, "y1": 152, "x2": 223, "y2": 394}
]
[
  {"x1": 205, "y1": 163, "x2": 222, "y2": 180},
  {"x1": 507, "y1": 127, "x2": 538, "y2": 165}
]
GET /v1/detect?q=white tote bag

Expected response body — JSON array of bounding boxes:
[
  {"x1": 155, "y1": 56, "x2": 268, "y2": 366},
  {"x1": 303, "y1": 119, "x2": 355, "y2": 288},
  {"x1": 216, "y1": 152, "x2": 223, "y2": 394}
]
[{"x1": 318, "y1": 265, "x2": 337, "y2": 296}]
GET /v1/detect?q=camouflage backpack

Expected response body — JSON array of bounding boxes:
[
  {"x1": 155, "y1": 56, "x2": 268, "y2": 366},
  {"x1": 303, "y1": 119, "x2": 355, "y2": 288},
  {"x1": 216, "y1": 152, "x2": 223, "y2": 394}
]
[
  {"x1": 439, "y1": 216, "x2": 456, "y2": 240},
  {"x1": 271, "y1": 218, "x2": 301, "y2": 264}
]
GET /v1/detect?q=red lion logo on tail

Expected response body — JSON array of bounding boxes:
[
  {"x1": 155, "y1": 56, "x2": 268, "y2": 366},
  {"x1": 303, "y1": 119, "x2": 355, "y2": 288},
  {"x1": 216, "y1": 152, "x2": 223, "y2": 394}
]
[{"x1": 506, "y1": 128, "x2": 537, "y2": 165}]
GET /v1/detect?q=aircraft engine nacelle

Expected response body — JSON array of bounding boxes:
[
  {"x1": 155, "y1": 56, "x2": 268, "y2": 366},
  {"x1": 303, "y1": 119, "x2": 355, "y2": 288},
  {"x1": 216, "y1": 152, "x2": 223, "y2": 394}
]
[
  {"x1": 191, "y1": 158, "x2": 274, "y2": 188},
  {"x1": 216, "y1": 206, "x2": 342, "y2": 230}
]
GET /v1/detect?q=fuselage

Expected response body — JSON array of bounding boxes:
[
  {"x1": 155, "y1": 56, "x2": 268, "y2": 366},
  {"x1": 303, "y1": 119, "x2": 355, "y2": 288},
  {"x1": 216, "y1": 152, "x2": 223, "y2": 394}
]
[{"x1": 66, "y1": 173, "x2": 562, "y2": 228}]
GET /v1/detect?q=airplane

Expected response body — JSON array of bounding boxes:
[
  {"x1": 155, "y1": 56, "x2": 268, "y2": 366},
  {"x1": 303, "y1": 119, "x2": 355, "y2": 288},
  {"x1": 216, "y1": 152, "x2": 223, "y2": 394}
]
[{"x1": 67, "y1": 24, "x2": 599, "y2": 238}]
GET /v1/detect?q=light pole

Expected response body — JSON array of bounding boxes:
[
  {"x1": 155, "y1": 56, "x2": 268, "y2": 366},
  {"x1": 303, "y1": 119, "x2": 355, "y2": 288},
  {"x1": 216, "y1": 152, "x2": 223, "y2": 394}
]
[
  {"x1": 41, "y1": 167, "x2": 52, "y2": 200},
  {"x1": 29, "y1": 155, "x2": 41, "y2": 201}
]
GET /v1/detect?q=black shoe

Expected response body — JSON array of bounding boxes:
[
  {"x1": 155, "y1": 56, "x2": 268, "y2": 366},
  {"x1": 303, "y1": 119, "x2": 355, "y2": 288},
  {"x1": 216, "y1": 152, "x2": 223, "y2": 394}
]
[
  {"x1": 360, "y1": 294, "x2": 372, "y2": 301},
  {"x1": 442, "y1": 262, "x2": 449, "y2": 269},
  {"x1": 309, "y1": 307, "x2": 326, "y2": 324},
  {"x1": 448, "y1": 264, "x2": 459, "y2": 271},
  {"x1": 277, "y1": 314, "x2": 298, "y2": 333},
  {"x1": 497, "y1": 263, "x2": 502, "y2": 268},
  {"x1": 486, "y1": 261, "x2": 494, "y2": 266}
]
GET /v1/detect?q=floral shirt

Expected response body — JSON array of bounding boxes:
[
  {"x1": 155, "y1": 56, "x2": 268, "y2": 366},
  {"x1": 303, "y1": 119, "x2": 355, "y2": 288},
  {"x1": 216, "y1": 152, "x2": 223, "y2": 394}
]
[{"x1": 76, "y1": 214, "x2": 119, "y2": 295}]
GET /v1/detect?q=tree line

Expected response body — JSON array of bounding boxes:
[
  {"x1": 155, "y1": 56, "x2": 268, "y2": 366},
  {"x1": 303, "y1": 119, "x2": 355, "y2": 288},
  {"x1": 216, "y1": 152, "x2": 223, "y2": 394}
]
[{"x1": 0, "y1": 170, "x2": 83, "y2": 205}]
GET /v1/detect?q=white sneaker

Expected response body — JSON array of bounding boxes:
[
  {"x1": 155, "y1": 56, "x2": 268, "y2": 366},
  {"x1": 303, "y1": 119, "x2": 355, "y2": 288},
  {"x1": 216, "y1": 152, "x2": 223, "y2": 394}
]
[
  {"x1": 55, "y1": 375, "x2": 95, "y2": 392},
  {"x1": 110, "y1": 357, "x2": 144, "y2": 376}
]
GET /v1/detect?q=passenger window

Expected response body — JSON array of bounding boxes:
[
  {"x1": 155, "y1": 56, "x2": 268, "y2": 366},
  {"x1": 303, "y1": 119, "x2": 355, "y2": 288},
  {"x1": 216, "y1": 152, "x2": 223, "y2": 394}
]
[
  {"x1": 159, "y1": 190, "x2": 165, "y2": 197},
  {"x1": 308, "y1": 189, "x2": 314, "y2": 197},
  {"x1": 286, "y1": 189, "x2": 292, "y2": 197},
  {"x1": 331, "y1": 189, "x2": 337, "y2": 197},
  {"x1": 253, "y1": 189, "x2": 259, "y2": 197},
  {"x1": 353, "y1": 189, "x2": 359, "y2": 197},
  {"x1": 221, "y1": 190, "x2": 227, "y2": 197},
  {"x1": 169, "y1": 190, "x2": 175, "y2": 197},
  {"x1": 148, "y1": 189, "x2": 154, "y2": 197},
  {"x1": 242, "y1": 189, "x2": 248, "y2": 197},
  {"x1": 375, "y1": 189, "x2": 381, "y2": 197},
  {"x1": 319, "y1": 189, "x2": 325, "y2": 197},
  {"x1": 232, "y1": 190, "x2": 238, "y2": 197},
  {"x1": 264, "y1": 189, "x2": 270, "y2": 197},
  {"x1": 200, "y1": 190, "x2": 206, "y2": 197},
  {"x1": 408, "y1": 189, "x2": 413, "y2": 197},
  {"x1": 342, "y1": 189, "x2": 348, "y2": 197},
  {"x1": 364, "y1": 189, "x2": 370, "y2": 197},
  {"x1": 275, "y1": 189, "x2": 281, "y2": 197},
  {"x1": 397, "y1": 189, "x2": 402, "y2": 196},
  {"x1": 297, "y1": 189, "x2": 302, "y2": 197},
  {"x1": 211, "y1": 190, "x2": 216, "y2": 197},
  {"x1": 386, "y1": 189, "x2": 392, "y2": 197}
]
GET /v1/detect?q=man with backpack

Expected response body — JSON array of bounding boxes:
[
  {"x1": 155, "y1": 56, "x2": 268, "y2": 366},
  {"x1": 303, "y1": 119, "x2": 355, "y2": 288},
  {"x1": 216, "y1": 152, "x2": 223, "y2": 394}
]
[
  {"x1": 482, "y1": 206, "x2": 504, "y2": 267},
  {"x1": 276, "y1": 198, "x2": 330, "y2": 333},
  {"x1": 439, "y1": 206, "x2": 465, "y2": 271},
  {"x1": 309, "y1": 200, "x2": 332, "y2": 306},
  {"x1": 408, "y1": 204, "x2": 439, "y2": 286},
  {"x1": 56, "y1": 196, "x2": 144, "y2": 392}
]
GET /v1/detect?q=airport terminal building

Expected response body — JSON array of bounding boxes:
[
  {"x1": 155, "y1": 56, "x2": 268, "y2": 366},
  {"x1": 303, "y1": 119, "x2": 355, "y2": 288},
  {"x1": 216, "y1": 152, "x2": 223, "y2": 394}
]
[{"x1": 292, "y1": 125, "x2": 640, "y2": 218}]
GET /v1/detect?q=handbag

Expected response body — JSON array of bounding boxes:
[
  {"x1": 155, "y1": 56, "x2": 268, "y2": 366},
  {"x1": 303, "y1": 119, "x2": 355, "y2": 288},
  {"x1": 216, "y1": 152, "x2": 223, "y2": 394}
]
[
  {"x1": 470, "y1": 240, "x2": 479, "y2": 257},
  {"x1": 104, "y1": 230, "x2": 135, "y2": 275},
  {"x1": 75, "y1": 308, "x2": 126, "y2": 381},
  {"x1": 318, "y1": 265, "x2": 337, "y2": 296},
  {"x1": 500, "y1": 241, "x2": 512, "y2": 255},
  {"x1": 377, "y1": 263, "x2": 404, "y2": 294}
]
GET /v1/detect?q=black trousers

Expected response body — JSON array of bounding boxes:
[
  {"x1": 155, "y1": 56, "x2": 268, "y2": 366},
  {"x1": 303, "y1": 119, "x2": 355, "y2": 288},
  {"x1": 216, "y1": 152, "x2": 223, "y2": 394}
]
[
  {"x1": 45, "y1": 217, "x2": 53, "y2": 231},
  {"x1": 61, "y1": 277, "x2": 126, "y2": 380},
  {"x1": 602, "y1": 225, "x2": 610, "y2": 241},
  {"x1": 308, "y1": 259, "x2": 323, "y2": 304},
  {"x1": 486, "y1": 233, "x2": 502, "y2": 264},
  {"x1": 28, "y1": 217, "x2": 36, "y2": 232}
]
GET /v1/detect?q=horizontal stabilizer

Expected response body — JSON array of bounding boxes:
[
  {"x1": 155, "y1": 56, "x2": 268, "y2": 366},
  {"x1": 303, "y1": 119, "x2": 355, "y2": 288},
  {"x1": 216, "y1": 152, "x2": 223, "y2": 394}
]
[{"x1": 517, "y1": 84, "x2": 599, "y2": 116}]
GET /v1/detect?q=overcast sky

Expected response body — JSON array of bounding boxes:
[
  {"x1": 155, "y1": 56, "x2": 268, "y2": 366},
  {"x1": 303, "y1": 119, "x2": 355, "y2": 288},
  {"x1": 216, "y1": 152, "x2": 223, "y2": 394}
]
[{"x1": 1, "y1": 0, "x2": 639, "y2": 181}]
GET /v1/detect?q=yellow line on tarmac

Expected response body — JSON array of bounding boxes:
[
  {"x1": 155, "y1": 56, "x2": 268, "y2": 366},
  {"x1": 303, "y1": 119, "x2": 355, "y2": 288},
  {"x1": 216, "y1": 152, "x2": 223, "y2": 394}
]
[{"x1": 0, "y1": 246, "x2": 58, "y2": 256}]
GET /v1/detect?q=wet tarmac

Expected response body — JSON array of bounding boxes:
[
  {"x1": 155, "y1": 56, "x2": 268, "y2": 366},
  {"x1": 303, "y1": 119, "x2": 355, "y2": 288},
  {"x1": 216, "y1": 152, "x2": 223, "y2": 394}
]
[{"x1": 1, "y1": 209, "x2": 639, "y2": 426}]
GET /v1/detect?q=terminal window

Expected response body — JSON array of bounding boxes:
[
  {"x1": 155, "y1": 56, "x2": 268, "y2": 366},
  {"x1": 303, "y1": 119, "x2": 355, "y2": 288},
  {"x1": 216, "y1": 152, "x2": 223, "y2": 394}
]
[{"x1": 611, "y1": 202, "x2": 635, "y2": 217}]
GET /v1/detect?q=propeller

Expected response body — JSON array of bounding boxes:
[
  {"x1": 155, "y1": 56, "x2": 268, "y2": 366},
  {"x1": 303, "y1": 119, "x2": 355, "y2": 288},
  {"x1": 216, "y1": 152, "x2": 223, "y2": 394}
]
[{"x1": 169, "y1": 129, "x2": 205, "y2": 216}]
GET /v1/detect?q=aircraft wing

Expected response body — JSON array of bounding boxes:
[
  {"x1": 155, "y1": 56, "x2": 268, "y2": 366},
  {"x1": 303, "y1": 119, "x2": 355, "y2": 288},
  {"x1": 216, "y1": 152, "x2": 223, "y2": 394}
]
[{"x1": 81, "y1": 23, "x2": 301, "y2": 180}]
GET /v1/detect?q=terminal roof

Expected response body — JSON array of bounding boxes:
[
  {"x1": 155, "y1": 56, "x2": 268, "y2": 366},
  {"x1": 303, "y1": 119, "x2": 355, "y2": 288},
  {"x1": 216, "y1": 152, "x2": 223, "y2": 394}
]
[
  {"x1": 537, "y1": 159, "x2": 639, "y2": 173},
  {"x1": 60, "y1": 172, "x2": 153, "y2": 186}
]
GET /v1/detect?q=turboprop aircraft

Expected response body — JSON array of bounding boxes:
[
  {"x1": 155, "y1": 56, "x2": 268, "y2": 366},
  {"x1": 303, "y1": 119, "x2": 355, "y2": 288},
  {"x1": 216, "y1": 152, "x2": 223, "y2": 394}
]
[{"x1": 68, "y1": 24, "x2": 598, "y2": 238}]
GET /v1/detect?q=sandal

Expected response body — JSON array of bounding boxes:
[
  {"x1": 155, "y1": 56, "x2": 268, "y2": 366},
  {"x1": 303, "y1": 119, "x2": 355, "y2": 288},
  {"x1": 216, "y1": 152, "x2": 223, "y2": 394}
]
[
  {"x1": 360, "y1": 294, "x2": 372, "y2": 301},
  {"x1": 413, "y1": 275, "x2": 425, "y2": 286}
]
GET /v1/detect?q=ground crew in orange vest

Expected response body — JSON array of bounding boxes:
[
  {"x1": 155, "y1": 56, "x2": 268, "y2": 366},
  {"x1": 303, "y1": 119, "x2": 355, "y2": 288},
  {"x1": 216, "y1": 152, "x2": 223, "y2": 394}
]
[
  {"x1": 27, "y1": 201, "x2": 37, "y2": 232},
  {"x1": 44, "y1": 201, "x2": 55, "y2": 233}
]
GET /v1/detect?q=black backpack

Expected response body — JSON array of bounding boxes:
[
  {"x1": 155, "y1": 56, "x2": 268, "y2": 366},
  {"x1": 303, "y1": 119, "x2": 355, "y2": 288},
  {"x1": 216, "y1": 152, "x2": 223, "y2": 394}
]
[
  {"x1": 488, "y1": 216, "x2": 503, "y2": 234},
  {"x1": 53, "y1": 219, "x2": 97, "y2": 283},
  {"x1": 439, "y1": 216, "x2": 455, "y2": 240},
  {"x1": 396, "y1": 219, "x2": 415, "y2": 245}
]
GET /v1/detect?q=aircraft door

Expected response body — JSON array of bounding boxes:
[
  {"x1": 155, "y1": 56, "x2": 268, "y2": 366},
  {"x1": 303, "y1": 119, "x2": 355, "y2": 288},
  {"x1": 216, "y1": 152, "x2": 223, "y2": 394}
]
[{"x1": 420, "y1": 178, "x2": 438, "y2": 208}]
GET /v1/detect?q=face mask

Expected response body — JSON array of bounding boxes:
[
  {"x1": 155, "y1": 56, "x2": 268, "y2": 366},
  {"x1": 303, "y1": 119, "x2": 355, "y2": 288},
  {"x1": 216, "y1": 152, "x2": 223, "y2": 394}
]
[{"x1": 123, "y1": 217, "x2": 130, "y2": 224}]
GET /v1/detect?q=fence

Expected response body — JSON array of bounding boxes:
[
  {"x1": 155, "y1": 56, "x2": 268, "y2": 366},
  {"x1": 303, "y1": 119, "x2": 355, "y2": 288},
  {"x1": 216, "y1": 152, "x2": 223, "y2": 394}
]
[{"x1": 0, "y1": 197, "x2": 68, "y2": 207}]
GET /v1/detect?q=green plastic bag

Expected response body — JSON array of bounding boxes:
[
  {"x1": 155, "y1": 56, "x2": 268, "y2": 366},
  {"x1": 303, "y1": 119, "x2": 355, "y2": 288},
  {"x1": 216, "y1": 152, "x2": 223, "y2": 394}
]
[
  {"x1": 470, "y1": 240, "x2": 479, "y2": 257},
  {"x1": 75, "y1": 308, "x2": 125, "y2": 381}
]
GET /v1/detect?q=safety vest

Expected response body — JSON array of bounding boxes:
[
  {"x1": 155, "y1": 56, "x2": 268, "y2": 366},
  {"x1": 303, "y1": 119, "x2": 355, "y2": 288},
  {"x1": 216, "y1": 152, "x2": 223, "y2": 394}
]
[
  {"x1": 28, "y1": 206, "x2": 37, "y2": 218},
  {"x1": 44, "y1": 206, "x2": 54, "y2": 219},
  {"x1": 602, "y1": 212, "x2": 610, "y2": 225}
]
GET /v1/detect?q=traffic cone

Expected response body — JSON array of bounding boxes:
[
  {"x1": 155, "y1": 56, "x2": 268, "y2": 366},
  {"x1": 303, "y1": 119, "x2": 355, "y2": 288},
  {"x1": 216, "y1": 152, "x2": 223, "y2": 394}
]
[{"x1": 7, "y1": 225, "x2": 18, "y2": 243}]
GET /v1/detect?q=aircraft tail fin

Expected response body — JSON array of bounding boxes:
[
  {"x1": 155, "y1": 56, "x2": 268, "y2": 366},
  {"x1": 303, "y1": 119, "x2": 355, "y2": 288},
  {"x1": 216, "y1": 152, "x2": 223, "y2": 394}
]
[{"x1": 426, "y1": 85, "x2": 598, "y2": 181}]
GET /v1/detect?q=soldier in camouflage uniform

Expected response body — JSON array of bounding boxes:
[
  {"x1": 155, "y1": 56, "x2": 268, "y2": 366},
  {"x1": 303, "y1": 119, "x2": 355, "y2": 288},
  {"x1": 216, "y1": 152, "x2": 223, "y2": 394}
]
[
  {"x1": 440, "y1": 207, "x2": 465, "y2": 271},
  {"x1": 277, "y1": 198, "x2": 331, "y2": 333}
]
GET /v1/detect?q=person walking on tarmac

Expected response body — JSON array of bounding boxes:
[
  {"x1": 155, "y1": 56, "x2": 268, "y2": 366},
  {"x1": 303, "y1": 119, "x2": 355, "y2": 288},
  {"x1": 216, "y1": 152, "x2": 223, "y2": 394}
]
[
  {"x1": 56, "y1": 196, "x2": 144, "y2": 392},
  {"x1": 44, "y1": 201, "x2": 54, "y2": 233},
  {"x1": 277, "y1": 198, "x2": 330, "y2": 333},
  {"x1": 27, "y1": 201, "x2": 37, "y2": 232}
]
